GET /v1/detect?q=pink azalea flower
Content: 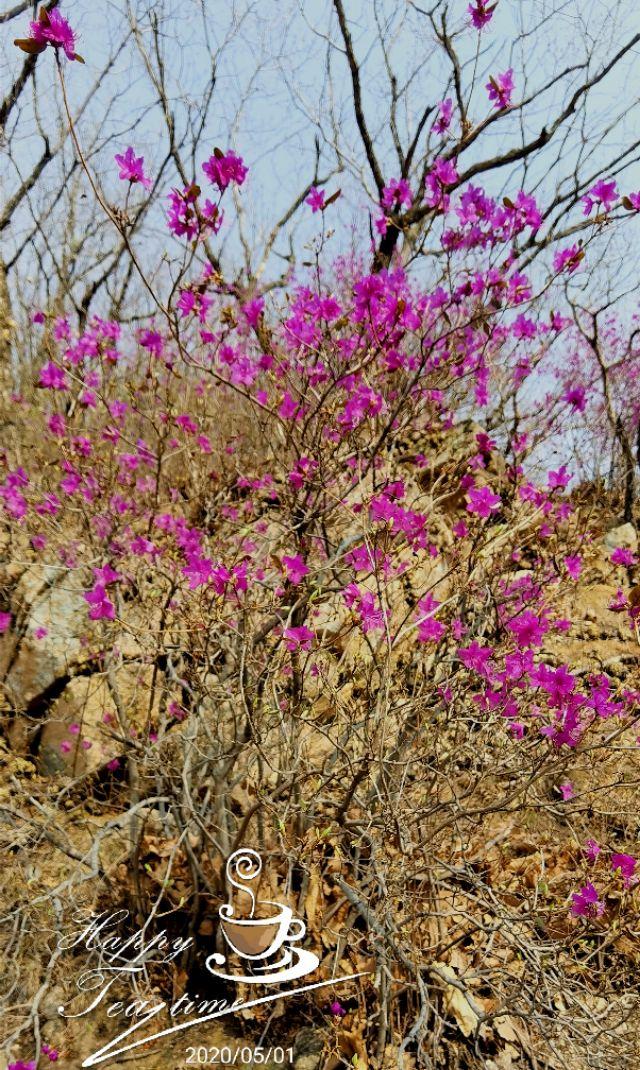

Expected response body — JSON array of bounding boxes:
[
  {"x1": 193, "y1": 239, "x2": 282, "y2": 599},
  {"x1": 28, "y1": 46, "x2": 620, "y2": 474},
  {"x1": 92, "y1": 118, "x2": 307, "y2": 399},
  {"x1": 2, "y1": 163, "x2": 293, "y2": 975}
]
[
  {"x1": 458, "y1": 641, "x2": 493, "y2": 676},
  {"x1": 38, "y1": 361, "x2": 68, "y2": 390},
  {"x1": 582, "y1": 178, "x2": 618, "y2": 216},
  {"x1": 547, "y1": 465, "x2": 571, "y2": 490},
  {"x1": 486, "y1": 69, "x2": 514, "y2": 110},
  {"x1": 114, "y1": 147, "x2": 152, "y2": 190},
  {"x1": 625, "y1": 191, "x2": 640, "y2": 211},
  {"x1": 611, "y1": 852, "x2": 637, "y2": 888},
  {"x1": 59, "y1": 740, "x2": 72, "y2": 755},
  {"x1": 570, "y1": 882, "x2": 604, "y2": 918},
  {"x1": 242, "y1": 297, "x2": 265, "y2": 328},
  {"x1": 0, "y1": 611, "x2": 11, "y2": 634},
  {"x1": 564, "y1": 555, "x2": 582, "y2": 580},
  {"x1": 507, "y1": 611, "x2": 549, "y2": 649},
  {"x1": 432, "y1": 98, "x2": 454, "y2": 135},
  {"x1": 329, "y1": 999, "x2": 346, "y2": 1017},
  {"x1": 381, "y1": 178, "x2": 412, "y2": 211},
  {"x1": 106, "y1": 758, "x2": 121, "y2": 771},
  {"x1": 93, "y1": 564, "x2": 120, "y2": 586},
  {"x1": 282, "y1": 554, "x2": 310, "y2": 584},
  {"x1": 468, "y1": 1, "x2": 497, "y2": 29},
  {"x1": 558, "y1": 781, "x2": 574, "y2": 800},
  {"x1": 167, "y1": 184, "x2": 206, "y2": 241},
  {"x1": 425, "y1": 157, "x2": 459, "y2": 211},
  {"x1": 584, "y1": 839, "x2": 601, "y2": 863},
  {"x1": 278, "y1": 391, "x2": 301, "y2": 420},
  {"x1": 416, "y1": 595, "x2": 446, "y2": 642},
  {"x1": 306, "y1": 186, "x2": 325, "y2": 212},
  {"x1": 283, "y1": 625, "x2": 314, "y2": 651},
  {"x1": 553, "y1": 244, "x2": 584, "y2": 274},
  {"x1": 202, "y1": 150, "x2": 247, "y2": 190},
  {"x1": 84, "y1": 584, "x2": 116, "y2": 621},
  {"x1": 610, "y1": 547, "x2": 636, "y2": 567},
  {"x1": 15, "y1": 7, "x2": 83, "y2": 62},
  {"x1": 562, "y1": 385, "x2": 587, "y2": 412},
  {"x1": 466, "y1": 485, "x2": 501, "y2": 518}
]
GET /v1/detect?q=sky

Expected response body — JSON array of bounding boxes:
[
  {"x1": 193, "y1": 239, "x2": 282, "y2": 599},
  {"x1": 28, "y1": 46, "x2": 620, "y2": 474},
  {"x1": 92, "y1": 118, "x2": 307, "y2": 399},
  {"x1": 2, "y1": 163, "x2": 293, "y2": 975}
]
[{"x1": 2, "y1": 0, "x2": 640, "y2": 305}]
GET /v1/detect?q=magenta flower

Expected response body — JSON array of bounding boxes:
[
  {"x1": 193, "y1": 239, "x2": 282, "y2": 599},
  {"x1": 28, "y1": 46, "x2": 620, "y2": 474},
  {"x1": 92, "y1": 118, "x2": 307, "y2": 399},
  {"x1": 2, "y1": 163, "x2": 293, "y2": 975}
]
[
  {"x1": 166, "y1": 186, "x2": 222, "y2": 241},
  {"x1": 115, "y1": 147, "x2": 152, "y2": 190},
  {"x1": 84, "y1": 584, "x2": 116, "y2": 621},
  {"x1": 106, "y1": 757, "x2": 121, "y2": 771},
  {"x1": 432, "y1": 98, "x2": 454, "y2": 136},
  {"x1": 558, "y1": 782, "x2": 574, "y2": 801},
  {"x1": 202, "y1": 150, "x2": 247, "y2": 190},
  {"x1": 584, "y1": 839, "x2": 601, "y2": 863},
  {"x1": 570, "y1": 882, "x2": 604, "y2": 918},
  {"x1": 611, "y1": 852, "x2": 637, "y2": 888},
  {"x1": 59, "y1": 740, "x2": 72, "y2": 755},
  {"x1": 381, "y1": 178, "x2": 412, "y2": 211},
  {"x1": 553, "y1": 244, "x2": 583, "y2": 274},
  {"x1": 416, "y1": 595, "x2": 446, "y2": 642},
  {"x1": 624, "y1": 191, "x2": 640, "y2": 211},
  {"x1": 201, "y1": 199, "x2": 224, "y2": 234},
  {"x1": 0, "y1": 611, "x2": 11, "y2": 634},
  {"x1": 424, "y1": 157, "x2": 458, "y2": 211},
  {"x1": 282, "y1": 554, "x2": 310, "y2": 584},
  {"x1": 507, "y1": 611, "x2": 549, "y2": 649},
  {"x1": 466, "y1": 485, "x2": 501, "y2": 518},
  {"x1": 458, "y1": 641, "x2": 493, "y2": 676},
  {"x1": 15, "y1": 6, "x2": 83, "y2": 62},
  {"x1": 38, "y1": 361, "x2": 68, "y2": 390},
  {"x1": 306, "y1": 186, "x2": 325, "y2": 213},
  {"x1": 468, "y1": 1, "x2": 497, "y2": 29},
  {"x1": 547, "y1": 465, "x2": 571, "y2": 490},
  {"x1": 242, "y1": 297, "x2": 265, "y2": 328},
  {"x1": 283, "y1": 625, "x2": 314, "y2": 651},
  {"x1": 562, "y1": 385, "x2": 587, "y2": 413},
  {"x1": 564, "y1": 555, "x2": 583, "y2": 580},
  {"x1": 93, "y1": 564, "x2": 120, "y2": 586},
  {"x1": 611, "y1": 547, "x2": 636, "y2": 567},
  {"x1": 582, "y1": 178, "x2": 618, "y2": 216},
  {"x1": 486, "y1": 69, "x2": 514, "y2": 110},
  {"x1": 329, "y1": 999, "x2": 346, "y2": 1017}
]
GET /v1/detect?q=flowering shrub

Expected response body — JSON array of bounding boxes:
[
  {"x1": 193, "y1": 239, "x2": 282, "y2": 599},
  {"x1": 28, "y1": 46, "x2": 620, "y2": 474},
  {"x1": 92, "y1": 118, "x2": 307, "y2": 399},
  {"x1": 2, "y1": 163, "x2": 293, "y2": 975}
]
[{"x1": 2, "y1": 4, "x2": 640, "y2": 1068}]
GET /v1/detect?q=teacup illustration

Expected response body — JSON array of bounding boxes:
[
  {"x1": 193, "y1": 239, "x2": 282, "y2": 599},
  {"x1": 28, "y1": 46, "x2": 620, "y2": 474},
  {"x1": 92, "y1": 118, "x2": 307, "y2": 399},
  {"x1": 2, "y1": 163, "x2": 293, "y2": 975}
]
[{"x1": 219, "y1": 849, "x2": 306, "y2": 961}]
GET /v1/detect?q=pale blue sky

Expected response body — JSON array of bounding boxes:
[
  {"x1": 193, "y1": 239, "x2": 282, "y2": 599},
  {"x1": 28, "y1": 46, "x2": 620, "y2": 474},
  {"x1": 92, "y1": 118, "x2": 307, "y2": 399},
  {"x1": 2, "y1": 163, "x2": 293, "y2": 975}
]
[{"x1": 3, "y1": 0, "x2": 640, "y2": 302}]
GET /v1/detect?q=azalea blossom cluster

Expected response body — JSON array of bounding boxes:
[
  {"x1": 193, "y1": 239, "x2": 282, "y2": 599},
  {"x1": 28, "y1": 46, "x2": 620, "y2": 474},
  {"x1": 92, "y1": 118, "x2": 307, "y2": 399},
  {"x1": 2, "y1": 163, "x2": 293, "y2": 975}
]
[
  {"x1": 9, "y1": 1046, "x2": 59, "y2": 1070},
  {"x1": 571, "y1": 846, "x2": 638, "y2": 918}
]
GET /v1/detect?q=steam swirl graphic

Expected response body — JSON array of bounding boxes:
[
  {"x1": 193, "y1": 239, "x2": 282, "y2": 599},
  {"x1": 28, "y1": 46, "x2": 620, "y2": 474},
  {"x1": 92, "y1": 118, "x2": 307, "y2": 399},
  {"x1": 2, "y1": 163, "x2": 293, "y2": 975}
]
[{"x1": 220, "y1": 848, "x2": 262, "y2": 919}]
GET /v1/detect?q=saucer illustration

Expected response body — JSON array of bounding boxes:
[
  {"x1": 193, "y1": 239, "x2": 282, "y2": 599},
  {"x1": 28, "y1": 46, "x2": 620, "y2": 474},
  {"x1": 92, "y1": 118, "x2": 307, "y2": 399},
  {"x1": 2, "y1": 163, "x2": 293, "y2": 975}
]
[{"x1": 206, "y1": 849, "x2": 320, "y2": 985}]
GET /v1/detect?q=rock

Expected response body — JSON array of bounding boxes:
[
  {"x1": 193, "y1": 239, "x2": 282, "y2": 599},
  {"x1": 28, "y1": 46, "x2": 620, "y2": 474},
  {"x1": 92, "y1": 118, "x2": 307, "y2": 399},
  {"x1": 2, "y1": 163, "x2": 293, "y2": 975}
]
[
  {"x1": 1, "y1": 566, "x2": 89, "y2": 709},
  {"x1": 604, "y1": 523, "x2": 638, "y2": 553},
  {"x1": 37, "y1": 664, "x2": 163, "y2": 777},
  {"x1": 293, "y1": 1027, "x2": 325, "y2": 1070},
  {"x1": 37, "y1": 676, "x2": 116, "y2": 776}
]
